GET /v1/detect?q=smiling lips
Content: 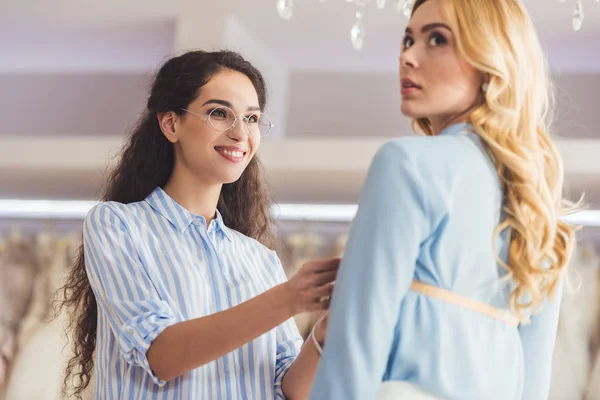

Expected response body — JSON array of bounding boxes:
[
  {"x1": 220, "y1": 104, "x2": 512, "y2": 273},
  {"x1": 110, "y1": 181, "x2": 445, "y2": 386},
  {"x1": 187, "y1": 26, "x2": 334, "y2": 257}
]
[{"x1": 214, "y1": 146, "x2": 248, "y2": 163}]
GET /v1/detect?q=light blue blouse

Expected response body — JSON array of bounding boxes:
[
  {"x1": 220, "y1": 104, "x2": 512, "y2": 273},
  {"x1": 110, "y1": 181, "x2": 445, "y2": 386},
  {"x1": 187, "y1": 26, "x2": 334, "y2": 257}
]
[{"x1": 309, "y1": 123, "x2": 562, "y2": 400}]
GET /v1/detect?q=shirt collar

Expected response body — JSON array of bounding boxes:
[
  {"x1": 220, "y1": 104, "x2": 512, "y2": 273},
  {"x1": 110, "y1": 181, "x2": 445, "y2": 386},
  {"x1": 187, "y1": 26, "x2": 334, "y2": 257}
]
[
  {"x1": 439, "y1": 122, "x2": 475, "y2": 136},
  {"x1": 213, "y1": 210, "x2": 233, "y2": 241},
  {"x1": 145, "y1": 187, "x2": 233, "y2": 241}
]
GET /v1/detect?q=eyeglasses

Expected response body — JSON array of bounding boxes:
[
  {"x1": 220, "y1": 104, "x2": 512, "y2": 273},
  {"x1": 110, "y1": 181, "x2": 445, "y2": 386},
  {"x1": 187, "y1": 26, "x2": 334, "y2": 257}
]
[{"x1": 181, "y1": 106, "x2": 274, "y2": 137}]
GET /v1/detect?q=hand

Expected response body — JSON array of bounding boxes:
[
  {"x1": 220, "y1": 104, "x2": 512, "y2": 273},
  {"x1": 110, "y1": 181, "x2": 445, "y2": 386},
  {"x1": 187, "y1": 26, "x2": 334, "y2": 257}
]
[{"x1": 284, "y1": 258, "x2": 339, "y2": 315}]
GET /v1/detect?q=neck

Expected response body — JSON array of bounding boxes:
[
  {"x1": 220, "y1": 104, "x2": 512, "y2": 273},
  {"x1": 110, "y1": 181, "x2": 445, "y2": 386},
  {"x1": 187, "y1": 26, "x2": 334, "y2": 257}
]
[
  {"x1": 163, "y1": 162, "x2": 222, "y2": 227},
  {"x1": 429, "y1": 113, "x2": 469, "y2": 135},
  {"x1": 428, "y1": 100, "x2": 482, "y2": 135}
]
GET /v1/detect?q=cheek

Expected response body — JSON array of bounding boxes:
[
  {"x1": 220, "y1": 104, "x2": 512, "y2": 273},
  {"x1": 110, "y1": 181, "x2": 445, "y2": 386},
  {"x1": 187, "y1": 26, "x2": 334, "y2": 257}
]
[
  {"x1": 248, "y1": 135, "x2": 260, "y2": 157},
  {"x1": 179, "y1": 128, "x2": 219, "y2": 160},
  {"x1": 435, "y1": 65, "x2": 479, "y2": 101}
]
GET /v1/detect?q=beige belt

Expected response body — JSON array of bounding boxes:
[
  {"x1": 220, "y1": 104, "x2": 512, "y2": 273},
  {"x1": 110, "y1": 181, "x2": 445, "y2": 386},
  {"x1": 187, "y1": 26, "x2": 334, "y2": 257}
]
[{"x1": 410, "y1": 280, "x2": 520, "y2": 327}]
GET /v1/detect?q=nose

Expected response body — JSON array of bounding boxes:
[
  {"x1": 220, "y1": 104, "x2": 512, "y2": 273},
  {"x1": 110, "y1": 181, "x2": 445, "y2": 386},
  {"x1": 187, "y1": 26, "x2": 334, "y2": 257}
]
[
  {"x1": 227, "y1": 118, "x2": 249, "y2": 142},
  {"x1": 400, "y1": 46, "x2": 418, "y2": 69}
]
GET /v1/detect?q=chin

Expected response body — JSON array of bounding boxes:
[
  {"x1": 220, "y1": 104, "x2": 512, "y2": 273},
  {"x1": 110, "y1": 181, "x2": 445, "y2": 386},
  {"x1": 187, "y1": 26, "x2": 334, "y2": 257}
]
[
  {"x1": 220, "y1": 171, "x2": 245, "y2": 185},
  {"x1": 400, "y1": 103, "x2": 420, "y2": 119}
]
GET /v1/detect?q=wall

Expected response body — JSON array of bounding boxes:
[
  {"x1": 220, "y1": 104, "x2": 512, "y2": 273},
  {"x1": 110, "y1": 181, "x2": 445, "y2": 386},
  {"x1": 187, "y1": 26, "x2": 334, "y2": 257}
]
[{"x1": 286, "y1": 72, "x2": 600, "y2": 139}]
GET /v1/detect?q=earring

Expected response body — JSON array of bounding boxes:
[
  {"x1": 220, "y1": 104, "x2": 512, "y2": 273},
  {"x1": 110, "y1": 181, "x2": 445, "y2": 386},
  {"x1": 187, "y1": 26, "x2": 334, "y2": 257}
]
[{"x1": 481, "y1": 82, "x2": 489, "y2": 93}]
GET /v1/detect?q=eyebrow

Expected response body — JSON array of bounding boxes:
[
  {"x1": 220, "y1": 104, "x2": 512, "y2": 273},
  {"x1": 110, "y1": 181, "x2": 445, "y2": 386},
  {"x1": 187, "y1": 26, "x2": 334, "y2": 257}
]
[
  {"x1": 202, "y1": 99, "x2": 261, "y2": 112},
  {"x1": 405, "y1": 23, "x2": 452, "y2": 35}
]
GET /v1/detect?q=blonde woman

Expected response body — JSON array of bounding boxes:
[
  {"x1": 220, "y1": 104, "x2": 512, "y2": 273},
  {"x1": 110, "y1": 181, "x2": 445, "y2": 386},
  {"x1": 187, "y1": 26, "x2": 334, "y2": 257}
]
[{"x1": 308, "y1": 0, "x2": 576, "y2": 399}]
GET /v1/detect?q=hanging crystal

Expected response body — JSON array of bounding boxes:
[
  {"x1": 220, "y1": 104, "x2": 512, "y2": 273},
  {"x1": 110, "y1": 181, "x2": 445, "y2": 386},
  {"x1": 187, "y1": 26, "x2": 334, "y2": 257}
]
[
  {"x1": 403, "y1": 0, "x2": 414, "y2": 18},
  {"x1": 376, "y1": 0, "x2": 386, "y2": 9},
  {"x1": 396, "y1": 0, "x2": 413, "y2": 18},
  {"x1": 572, "y1": 0, "x2": 583, "y2": 31},
  {"x1": 347, "y1": 0, "x2": 369, "y2": 6},
  {"x1": 350, "y1": 11, "x2": 365, "y2": 50},
  {"x1": 277, "y1": 0, "x2": 294, "y2": 20}
]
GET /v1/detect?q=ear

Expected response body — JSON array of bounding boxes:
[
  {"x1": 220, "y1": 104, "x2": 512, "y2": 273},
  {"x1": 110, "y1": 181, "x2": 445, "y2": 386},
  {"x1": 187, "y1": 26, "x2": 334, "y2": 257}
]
[
  {"x1": 157, "y1": 112, "x2": 179, "y2": 143},
  {"x1": 478, "y1": 73, "x2": 491, "y2": 94},
  {"x1": 482, "y1": 73, "x2": 491, "y2": 86}
]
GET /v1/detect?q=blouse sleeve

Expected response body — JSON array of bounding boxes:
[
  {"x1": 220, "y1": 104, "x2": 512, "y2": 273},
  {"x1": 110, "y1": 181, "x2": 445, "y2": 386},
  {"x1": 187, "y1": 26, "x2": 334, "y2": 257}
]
[
  {"x1": 518, "y1": 282, "x2": 564, "y2": 400},
  {"x1": 83, "y1": 203, "x2": 177, "y2": 387},
  {"x1": 309, "y1": 140, "x2": 432, "y2": 400},
  {"x1": 268, "y1": 252, "x2": 304, "y2": 399}
]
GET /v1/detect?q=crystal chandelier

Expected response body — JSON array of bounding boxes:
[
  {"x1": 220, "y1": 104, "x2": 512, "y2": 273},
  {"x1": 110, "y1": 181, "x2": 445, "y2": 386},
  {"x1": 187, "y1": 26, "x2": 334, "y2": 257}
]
[
  {"x1": 567, "y1": 0, "x2": 599, "y2": 32},
  {"x1": 276, "y1": 0, "x2": 598, "y2": 50}
]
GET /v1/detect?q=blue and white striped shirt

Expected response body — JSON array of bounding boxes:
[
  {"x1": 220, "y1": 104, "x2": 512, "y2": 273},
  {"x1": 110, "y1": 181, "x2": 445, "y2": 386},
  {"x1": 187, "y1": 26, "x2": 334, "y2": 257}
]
[{"x1": 83, "y1": 187, "x2": 303, "y2": 400}]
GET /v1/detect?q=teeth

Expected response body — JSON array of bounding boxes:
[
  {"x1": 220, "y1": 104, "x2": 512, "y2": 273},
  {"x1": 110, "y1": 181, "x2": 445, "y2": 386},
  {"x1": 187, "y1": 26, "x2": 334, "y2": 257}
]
[{"x1": 219, "y1": 149, "x2": 244, "y2": 158}]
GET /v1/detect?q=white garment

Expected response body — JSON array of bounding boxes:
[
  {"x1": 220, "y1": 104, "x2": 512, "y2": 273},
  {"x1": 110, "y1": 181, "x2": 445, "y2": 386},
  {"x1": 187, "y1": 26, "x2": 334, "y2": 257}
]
[
  {"x1": 588, "y1": 355, "x2": 600, "y2": 400},
  {"x1": 379, "y1": 381, "x2": 445, "y2": 400},
  {"x1": 549, "y1": 244, "x2": 600, "y2": 400}
]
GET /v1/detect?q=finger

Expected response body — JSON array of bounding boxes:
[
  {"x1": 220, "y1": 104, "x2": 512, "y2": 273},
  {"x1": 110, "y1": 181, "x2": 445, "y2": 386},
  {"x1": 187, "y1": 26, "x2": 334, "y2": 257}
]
[
  {"x1": 307, "y1": 298, "x2": 331, "y2": 312},
  {"x1": 312, "y1": 283, "x2": 334, "y2": 300},
  {"x1": 306, "y1": 258, "x2": 340, "y2": 273},
  {"x1": 313, "y1": 270, "x2": 337, "y2": 287},
  {"x1": 317, "y1": 299, "x2": 331, "y2": 310}
]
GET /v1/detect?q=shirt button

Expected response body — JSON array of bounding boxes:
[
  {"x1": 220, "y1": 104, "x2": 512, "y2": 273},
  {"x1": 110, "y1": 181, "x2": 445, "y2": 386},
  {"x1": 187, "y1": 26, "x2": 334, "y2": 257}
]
[{"x1": 127, "y1": 328, "x2": 135, "y2": 336}]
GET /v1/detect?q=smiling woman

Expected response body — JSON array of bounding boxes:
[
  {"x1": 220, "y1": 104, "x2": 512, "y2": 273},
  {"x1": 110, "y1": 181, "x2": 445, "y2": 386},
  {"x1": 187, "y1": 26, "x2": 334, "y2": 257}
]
[
  {"x1": 58, "y1": 50, "x2": 338, "y2": 400},
  {"x1": 155, "y1": 69, "x2": 266, "y2": 197}
]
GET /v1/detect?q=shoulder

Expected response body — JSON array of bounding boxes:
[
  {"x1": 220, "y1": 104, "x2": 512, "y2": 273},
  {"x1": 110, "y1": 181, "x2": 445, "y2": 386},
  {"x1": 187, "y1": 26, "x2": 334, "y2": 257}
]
[
  {"x1": 85, "y1": 202, "x2": 122, "y2": 228},
  {"x1": 366, "y1": 135, "x2": 477, "y2": 212},
  {"x1": 83, "y1": 200, "x2": 145, "y2": 234},
  {"x1": 373, "y1": 133, "x2": 483, "y2": 178},
  {"x1": 379, "y1": 133, "x2": 476, "y2": 160},
  {"x1": 368, "y1": 137, "x2": 430, "y2": 182}
]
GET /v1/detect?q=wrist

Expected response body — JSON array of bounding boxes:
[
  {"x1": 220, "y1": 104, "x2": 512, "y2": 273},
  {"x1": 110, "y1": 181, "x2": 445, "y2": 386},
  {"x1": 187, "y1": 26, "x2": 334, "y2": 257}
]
[
  {"x1": 310, "y1": 322, "x2": 325, "y2": 355},
  {"x1": 313, "y1": 313, "x2": 327, "y2": 345},
  {"x1": 314, "y1": 324, "x2": 325, "y2": 345},
  {"x1": 275, "y1": 282, "x2": 296, "y2": 317}
]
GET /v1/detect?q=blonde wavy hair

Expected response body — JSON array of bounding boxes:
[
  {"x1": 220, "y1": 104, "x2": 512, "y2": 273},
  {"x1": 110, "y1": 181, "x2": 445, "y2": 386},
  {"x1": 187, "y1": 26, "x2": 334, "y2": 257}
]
[{"x1": 411, "y1": 0, "x2": 579, "y2": 321}]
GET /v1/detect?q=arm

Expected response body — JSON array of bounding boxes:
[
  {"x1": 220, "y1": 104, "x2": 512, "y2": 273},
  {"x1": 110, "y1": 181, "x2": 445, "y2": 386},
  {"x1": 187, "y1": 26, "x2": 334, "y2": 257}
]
[
  {"x1": 278, "y1": 317, "x2": 320, "y2": 400},
  {"x1": 263, "y1": 252, "x2": 325, "y2": 400},
  {"x1": 519, "y1": 282, "x2": 564, "y2": 400},
  {"x1": 280, "y1": 313, "x2": 326, "y2": 399},
  {"x1": 84, "y1": 204, "x2": 336, "y2": 385},
  {"x1": 147, "y1": 285, "x2": 296, "y2": 382},
  {"x1": 308, "y1": 141, "x2": 432, "y2": 400}
]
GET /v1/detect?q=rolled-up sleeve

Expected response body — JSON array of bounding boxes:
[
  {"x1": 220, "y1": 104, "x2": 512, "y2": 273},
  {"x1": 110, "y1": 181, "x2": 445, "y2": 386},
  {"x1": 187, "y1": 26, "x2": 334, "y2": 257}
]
[
  {"x1": 273, "y1": 320, "x2": 303, "y2": 399},
  {"x1": 83, "y1": 203, "x2": 177, "y2": 386},
  {"x1": 269, "y1": 252, "x2": 303, "y2": 399}
]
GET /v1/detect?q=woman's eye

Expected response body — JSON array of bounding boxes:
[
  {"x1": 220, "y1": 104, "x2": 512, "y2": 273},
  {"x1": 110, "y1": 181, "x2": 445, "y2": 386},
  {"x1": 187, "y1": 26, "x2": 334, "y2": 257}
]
[
  {"x1": 429, "y1": 33, "x2": 448, "y2": 46},
  {"x1": 211, "y1": 109, "x2": 228, "y2": 118}
]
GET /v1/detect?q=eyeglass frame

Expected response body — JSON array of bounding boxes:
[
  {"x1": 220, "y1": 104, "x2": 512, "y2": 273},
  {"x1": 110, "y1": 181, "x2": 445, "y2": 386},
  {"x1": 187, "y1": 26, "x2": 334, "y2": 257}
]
[{"x1": 180, "y1": 106, "x2": 274, "y2": 137}]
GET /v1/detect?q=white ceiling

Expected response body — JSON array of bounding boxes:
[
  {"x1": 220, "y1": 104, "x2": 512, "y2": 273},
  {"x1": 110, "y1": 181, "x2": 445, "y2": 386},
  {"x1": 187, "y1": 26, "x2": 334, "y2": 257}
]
[
  {"x1": 1, "y1": 0, "x2": 600, "y2": 72},
  {"x1": 0, "y1": 18, "x2": 175, "y2": 73}
]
